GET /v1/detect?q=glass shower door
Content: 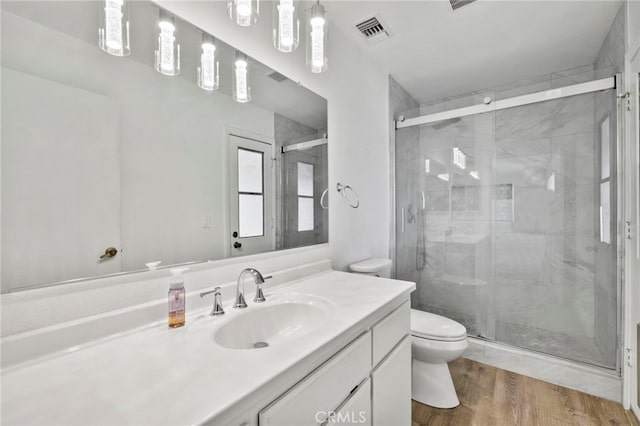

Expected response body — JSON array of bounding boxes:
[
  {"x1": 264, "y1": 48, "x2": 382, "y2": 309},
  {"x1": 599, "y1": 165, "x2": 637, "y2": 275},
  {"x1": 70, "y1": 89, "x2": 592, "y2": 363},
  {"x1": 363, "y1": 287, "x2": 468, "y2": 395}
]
[
  {"x1": 396, "y1": 100, "x2": 496, "y2": 339},
  {"x1": 490, "y1": 88, "x2": 618, "y2": 369}
]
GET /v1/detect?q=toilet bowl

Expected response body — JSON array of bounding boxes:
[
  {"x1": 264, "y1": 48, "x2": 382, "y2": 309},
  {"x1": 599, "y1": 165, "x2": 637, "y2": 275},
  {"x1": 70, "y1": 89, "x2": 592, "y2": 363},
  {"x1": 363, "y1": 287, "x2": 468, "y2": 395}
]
[
  {"x1": 347, "y1": 259, "x2": 468, "y2": 408},
  {"x1": 411, "y1": 309, "x2": 468, "y2": 408}
]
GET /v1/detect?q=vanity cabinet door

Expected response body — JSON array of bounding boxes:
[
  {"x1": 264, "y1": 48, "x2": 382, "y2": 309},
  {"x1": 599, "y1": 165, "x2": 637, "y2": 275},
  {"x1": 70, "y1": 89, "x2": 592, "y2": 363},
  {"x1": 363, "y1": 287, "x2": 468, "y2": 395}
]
[
  {"x1": 322, "y1": 378, "x2": 371, "y2": 426},
  {"x1": 371, "y1": 336, "x2": 411, "y2": 426},
  {"x1": 259, "y1": 331, "x2": 372, "y2": 426}
]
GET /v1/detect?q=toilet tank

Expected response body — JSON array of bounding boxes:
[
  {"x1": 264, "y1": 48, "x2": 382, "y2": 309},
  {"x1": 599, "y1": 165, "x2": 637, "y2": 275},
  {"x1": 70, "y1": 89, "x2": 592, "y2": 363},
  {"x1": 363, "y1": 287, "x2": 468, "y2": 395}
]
[{"x1": 349, "y1": 258, "x2": 392, "y2": 278}]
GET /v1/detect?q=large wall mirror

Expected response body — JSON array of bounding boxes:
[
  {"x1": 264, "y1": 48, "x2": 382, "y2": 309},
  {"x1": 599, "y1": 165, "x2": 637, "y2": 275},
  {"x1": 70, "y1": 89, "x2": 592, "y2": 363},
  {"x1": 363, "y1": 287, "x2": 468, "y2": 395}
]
[{"x1": 1, "y1": 1, "x2": 328, "y2": 293}]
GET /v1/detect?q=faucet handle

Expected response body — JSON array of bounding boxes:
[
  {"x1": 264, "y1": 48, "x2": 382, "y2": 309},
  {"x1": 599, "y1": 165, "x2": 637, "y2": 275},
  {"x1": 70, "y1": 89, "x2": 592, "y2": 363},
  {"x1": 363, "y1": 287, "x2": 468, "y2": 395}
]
[
  {"x1": 254, "y1": 284, "x2": 266, "y2": 303},
  {"x1": 253, "y1": 276, "x2": 271, "y2": 303},
  {"x1": 200, "y1": 287, "x2": 225, "y2": 316}
]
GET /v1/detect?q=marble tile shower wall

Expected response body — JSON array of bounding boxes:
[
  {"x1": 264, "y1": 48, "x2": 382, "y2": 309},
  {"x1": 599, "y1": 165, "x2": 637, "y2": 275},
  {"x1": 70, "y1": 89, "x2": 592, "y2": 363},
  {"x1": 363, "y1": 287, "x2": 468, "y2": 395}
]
[{"x1": 394, "y1": 3, "x2": 624, "y2": 369}]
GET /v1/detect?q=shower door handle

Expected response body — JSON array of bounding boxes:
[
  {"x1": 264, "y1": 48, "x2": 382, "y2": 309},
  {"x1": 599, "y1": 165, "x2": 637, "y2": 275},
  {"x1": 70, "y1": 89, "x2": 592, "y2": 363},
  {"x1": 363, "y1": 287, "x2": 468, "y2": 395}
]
[{"x1": 401, "y1": 208, "x2": 405, "y2": 233}]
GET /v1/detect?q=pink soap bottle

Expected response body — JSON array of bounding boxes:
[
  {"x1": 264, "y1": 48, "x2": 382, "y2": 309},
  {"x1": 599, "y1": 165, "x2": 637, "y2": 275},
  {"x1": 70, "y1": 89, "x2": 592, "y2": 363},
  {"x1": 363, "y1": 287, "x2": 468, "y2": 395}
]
[{"x1": 168, "y1": 268, "x2": 188, "y2": 328}]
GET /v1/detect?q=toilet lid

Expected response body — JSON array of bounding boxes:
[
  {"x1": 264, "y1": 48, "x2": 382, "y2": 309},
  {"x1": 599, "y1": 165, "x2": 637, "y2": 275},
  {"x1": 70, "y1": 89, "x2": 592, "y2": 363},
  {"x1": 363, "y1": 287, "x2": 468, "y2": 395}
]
[
  {"x1": 411, "y1": 309, "x2": 467, "y2": 341},
  {"x1": 349, "y1": 258, "x2": 392, "y2": 273}
]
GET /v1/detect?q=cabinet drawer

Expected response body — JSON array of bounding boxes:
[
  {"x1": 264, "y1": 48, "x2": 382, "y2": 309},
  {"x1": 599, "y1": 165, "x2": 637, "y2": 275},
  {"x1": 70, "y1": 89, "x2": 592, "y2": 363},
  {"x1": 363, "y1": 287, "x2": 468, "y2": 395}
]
[
  {"x1": 371, "y1": 301, "x2": 410, "y2": 367},
  {"x1": 259, "y1": 331, "x2": 372, "y2": 426}
]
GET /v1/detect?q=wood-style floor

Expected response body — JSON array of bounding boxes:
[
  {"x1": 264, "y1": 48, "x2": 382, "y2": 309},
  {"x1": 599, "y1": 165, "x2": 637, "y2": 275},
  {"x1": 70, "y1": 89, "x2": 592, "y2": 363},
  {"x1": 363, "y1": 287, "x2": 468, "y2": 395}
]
[{"x1": 412, "y1": 358, "x2": 640, "y2": 426}]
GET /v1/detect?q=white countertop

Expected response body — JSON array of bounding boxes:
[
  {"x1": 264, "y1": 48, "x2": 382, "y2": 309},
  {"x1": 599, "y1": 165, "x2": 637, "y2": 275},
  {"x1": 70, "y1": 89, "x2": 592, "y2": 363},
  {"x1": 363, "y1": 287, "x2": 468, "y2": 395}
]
[{"x1": 1, "y1": 271, "x2": 415, "y2": 425}]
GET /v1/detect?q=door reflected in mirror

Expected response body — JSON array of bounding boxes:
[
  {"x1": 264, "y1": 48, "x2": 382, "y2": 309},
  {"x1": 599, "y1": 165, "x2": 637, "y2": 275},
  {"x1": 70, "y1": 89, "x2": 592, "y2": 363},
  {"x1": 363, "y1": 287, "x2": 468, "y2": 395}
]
[{"x1": 1, "y1": 1, "x2": 328, "y2": 292}]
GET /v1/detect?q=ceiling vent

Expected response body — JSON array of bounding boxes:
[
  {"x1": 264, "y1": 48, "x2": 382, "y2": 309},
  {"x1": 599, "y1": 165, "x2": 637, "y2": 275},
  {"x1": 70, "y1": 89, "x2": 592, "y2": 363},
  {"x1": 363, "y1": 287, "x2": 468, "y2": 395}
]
[
  {"x1": 449, "y1": 0, "x2": 477, "y2": 11},
  {"x1": 355, "y1": 15, "x2": 391, "y2": 45},
  {"x1": 266, "y1": 70, "x2": 288, "y2": 83}
]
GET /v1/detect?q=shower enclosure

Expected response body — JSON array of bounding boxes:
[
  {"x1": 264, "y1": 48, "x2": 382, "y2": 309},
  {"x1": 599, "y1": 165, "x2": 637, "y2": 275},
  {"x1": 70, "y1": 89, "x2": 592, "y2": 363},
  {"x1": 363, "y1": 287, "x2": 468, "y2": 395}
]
[
  {"x1": 275, "y1": 114, "x2": 328, "y2": 250},
  {"x1": 395, "y1": 74, "x2": 622, "y2": 370}
]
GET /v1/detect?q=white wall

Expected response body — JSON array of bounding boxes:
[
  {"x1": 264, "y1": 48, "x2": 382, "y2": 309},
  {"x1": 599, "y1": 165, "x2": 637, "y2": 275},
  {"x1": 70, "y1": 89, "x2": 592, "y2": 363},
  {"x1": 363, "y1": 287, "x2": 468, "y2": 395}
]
[{"x1": 154, "y1": 0, "x2": 391, "y2": 271}]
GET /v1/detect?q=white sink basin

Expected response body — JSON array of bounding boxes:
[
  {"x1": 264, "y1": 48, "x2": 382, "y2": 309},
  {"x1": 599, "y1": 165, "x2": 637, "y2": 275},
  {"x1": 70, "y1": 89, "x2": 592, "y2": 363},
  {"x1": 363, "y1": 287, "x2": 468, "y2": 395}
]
[
  {"x1": 215, "y1": 301, "x2": 327, "y2": 349},
  {"x1": 187, "y1": 294, "x2": 335, "y2": 350}
]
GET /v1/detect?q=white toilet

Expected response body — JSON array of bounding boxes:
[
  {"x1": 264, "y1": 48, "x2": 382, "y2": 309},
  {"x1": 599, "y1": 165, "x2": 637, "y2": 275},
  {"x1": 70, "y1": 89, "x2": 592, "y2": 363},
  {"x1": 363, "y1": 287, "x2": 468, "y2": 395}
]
[
  {"x1": 349, "y1": 258, "x2": 468, "y2": 409},
  {"x1": 411, "y1": 309, "x2": 468, "y2": 408},
  {"x1": 348, "y1": 258, "x2": 392, "y2": 278}
]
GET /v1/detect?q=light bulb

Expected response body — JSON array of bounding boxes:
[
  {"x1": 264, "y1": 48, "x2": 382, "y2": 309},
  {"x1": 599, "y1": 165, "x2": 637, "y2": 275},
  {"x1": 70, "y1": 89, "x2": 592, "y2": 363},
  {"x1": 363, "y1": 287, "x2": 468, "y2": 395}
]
[
  {"x1": 159, "y1": 21, "x2": 176, "y2": 73},
  {"x1": 200, "y1": 43, "x2": 217, "y2": 90},
  {"x1": 104, "y1": 0, "x2": 123, "y2": 50},
  {"x1": 278, "y1": 0, "x2": 295, "y2": 48},
  {"x1": 236, "y1": 0, "x2": 253, "y2": 25},
  {"x1": 237, "y1": 0, "x2": 252, "y2": 16},
  {"x1": 310, "y1": 16, "x2": 325, "y2": 69},
  {"x1": 235, "y1": 58, "x2": 249, "y2": 102}
]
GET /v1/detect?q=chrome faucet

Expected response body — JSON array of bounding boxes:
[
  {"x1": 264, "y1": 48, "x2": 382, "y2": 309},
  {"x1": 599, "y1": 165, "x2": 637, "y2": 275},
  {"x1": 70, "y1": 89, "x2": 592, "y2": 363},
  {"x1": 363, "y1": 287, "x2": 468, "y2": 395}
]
[{"x1": 234, "y1": 268, "x2": 271, "y2": 309}]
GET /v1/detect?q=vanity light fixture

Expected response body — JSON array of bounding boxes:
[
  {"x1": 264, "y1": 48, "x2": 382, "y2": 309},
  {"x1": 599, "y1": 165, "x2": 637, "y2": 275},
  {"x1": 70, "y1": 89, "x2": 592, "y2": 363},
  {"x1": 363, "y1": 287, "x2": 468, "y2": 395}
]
[
  {"x1": 306, "y1": 1, "x2": 328, "y2": 73},
  {"x1": 98, "y1": 0, "x2": 130, "y2": 56},
  {"x1": 197, "y1": 33, "x2": 220, "y2": 91},
  {"x1": 233, "y1": 52, "x2": 251, "y2": 103},
  {"x1": 155, "y1": 9, "x2": 180, "y2": 76},
  {"x1": 228, "y1": 0, "x2": 259, "y2": 27},
  {"x1": 273, "y1": 0, "x2": 300, "y2": 52}
]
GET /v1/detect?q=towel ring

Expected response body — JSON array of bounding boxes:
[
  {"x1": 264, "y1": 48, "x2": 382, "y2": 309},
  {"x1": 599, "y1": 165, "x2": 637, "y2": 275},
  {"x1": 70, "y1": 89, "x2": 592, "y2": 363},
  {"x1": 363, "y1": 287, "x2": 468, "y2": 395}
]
[
  {"x1": 320, "y1": 188, "x2": 329, "y2": 210},
  {"x1": 336, "y1": 183, "x2": 360, "y2": 209}
]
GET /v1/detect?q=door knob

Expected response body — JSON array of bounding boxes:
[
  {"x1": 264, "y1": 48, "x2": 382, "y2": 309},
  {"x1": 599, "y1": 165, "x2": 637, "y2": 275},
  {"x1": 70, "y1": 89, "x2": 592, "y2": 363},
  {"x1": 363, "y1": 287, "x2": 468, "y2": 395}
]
[
  {"x1": 100, "y1": 247, "x2": 118, "y2": 259},
  {"x1": 233, "y1": 242, "x2": 242, "y2": 249}
]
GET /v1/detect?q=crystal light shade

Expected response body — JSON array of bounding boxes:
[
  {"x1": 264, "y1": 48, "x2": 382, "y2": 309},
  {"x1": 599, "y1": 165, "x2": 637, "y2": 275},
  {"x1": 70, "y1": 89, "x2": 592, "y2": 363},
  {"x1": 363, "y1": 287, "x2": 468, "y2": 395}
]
[
  {"x1": 228, "y1": 0, "x2": 259, "y2": 27},
  {"x1": 155, "y1": 9, "x2": 180, "y2": 76},
  {"x1": 306, "y1": 2, "x2": 328, "y2": 73},
  {"x1": 273, "y1": 0, "x2": 300, "y2": 53},
  {"x1": 233, "y1": 52, "x2": 251, "y2": 103},
  {"x1": 197, "y1": 33, "x2": 219, "y2": 91},
  {"x1": 98, "y1": 0, "x2": 130, "y2": 56}
]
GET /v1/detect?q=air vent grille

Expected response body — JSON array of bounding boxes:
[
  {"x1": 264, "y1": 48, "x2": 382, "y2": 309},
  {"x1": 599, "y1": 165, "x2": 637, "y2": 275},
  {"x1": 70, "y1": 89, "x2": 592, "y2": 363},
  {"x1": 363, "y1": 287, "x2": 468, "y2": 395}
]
[
  {"x1": 266, "y1": 70, "x2": 288, "y2": 83},
  {"x1": 355, "y1": 15, "x2": 391, "y2": 45},
  {"x1": 449, "y1": 0, "x2": 477, "y2": 11}
]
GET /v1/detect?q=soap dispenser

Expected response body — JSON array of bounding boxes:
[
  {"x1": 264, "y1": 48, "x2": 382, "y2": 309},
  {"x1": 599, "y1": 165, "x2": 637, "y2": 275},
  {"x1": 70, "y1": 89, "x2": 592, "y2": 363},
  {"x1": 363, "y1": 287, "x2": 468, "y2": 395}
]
[{"x1": 168, "y1": 267, "x2": 188, "y2": 328}]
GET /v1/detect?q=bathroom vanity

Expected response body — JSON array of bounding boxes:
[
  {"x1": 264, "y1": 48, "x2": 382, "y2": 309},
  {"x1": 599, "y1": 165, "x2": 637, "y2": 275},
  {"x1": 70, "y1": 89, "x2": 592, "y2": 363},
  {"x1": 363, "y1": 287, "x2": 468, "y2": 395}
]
[{"x1": 1, "y1": 265, "x2": 414, "y2": 425}]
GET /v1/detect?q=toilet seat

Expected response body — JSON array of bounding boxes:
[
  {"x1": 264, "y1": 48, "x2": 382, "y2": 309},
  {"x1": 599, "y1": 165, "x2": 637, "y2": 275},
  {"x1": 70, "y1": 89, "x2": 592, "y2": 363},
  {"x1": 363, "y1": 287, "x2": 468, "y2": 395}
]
[{"x1": 411, "y1": 309, "x2": 467, "y2": 342}]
